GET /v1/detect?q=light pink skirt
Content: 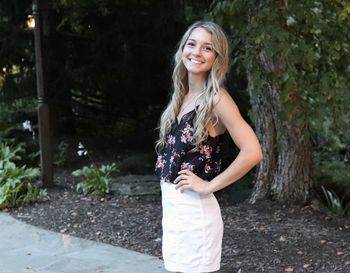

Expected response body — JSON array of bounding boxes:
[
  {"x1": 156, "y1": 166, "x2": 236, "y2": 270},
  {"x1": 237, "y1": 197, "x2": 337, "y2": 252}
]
[{"x1": 160, "y1": 181, "x2": 223, "y2": 273}]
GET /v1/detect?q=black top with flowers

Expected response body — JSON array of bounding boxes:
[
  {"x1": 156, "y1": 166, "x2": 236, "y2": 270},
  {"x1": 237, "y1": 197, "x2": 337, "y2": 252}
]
[{"x1": 155, "y1": 109, "x2": 223, "y2": 183}]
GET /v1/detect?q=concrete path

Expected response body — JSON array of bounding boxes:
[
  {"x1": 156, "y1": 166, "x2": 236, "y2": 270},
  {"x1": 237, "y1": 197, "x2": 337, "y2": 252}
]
[{"x1": 0, "y1": 212, "x2": 167, "y2": 273}]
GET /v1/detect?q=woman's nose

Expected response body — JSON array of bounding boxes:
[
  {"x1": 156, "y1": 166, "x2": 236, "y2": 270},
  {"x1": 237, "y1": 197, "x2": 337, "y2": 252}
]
[{"x1": 192, "y1": 46, "x2": 201, "y2": 56}]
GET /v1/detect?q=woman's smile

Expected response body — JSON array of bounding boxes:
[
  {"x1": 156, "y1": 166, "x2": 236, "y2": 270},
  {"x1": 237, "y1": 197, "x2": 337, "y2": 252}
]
[{"x1": 189, "y1": 58, "x2": 203, "y2": 64}]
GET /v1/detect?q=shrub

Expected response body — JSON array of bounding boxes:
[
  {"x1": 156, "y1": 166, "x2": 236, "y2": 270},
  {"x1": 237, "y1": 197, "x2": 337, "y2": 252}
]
[
  {"x1": 315, "y1": 161, "x2": 350, "y2": 193},
  {"x1": 53, "y1": 141, "x2": 68, "y2": 166},
  {"x1": 321, "y1": 186, "x2": 350, "y2": 219},
  {"x1": 0, "y1": 142, "x2": 47, "y2": 210},
  {"x1": 72, "y1": 163, "x2": 118, "y2": 196}
]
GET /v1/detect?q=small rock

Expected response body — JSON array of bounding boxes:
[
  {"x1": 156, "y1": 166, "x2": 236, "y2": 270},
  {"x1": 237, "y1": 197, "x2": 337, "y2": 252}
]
[{"x1": 279, "y1": 236, "x2": 287, "y2": 242}]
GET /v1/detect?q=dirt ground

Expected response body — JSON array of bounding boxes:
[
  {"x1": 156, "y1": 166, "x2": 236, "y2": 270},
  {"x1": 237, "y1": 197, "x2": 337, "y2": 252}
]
[{"x1": 7, "y1": 168, "x2": 350, "y2": 273}]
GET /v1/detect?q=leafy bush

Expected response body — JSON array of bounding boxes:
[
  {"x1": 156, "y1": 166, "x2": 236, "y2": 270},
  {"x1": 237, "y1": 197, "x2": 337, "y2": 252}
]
[
  {"x1": 0, "y1": 142, "x2": 47, "y2": 210},
  {"x1": 321, "y1": 186, "x2": 350, "y2": 219},
  {"x1": 53, "y1": 141, "x2": 68, "y2": 166},
  {"x1": 315, "y1": 161, "x2": 350, "y2": 192},
  {"x1": 315, "y1": 160, "x2": 350, "y2": 219},
  {"x1": 72, "y1": 163, "x2": 118, "y2": 195}
]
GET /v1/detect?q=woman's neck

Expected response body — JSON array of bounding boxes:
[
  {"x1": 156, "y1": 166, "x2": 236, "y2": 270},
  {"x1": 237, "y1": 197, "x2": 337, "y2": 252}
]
[{"x1": 188, "y1": 73, "x2": 206, "y2": 95}]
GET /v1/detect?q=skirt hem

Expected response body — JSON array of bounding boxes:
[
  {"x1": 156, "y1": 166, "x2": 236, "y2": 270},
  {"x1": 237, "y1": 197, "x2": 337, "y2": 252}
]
[{"x1": 164, "y1": 259, "x2": 220, "y2": 273}]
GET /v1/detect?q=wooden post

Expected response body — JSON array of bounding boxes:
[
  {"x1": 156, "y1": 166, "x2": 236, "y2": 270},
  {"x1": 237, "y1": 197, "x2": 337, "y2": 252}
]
[{"x1": 33, "y1": 0, "x2": 54, "y2": 187}]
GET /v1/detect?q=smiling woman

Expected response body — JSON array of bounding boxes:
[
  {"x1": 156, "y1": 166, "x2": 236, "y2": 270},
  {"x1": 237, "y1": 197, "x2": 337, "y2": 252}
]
[
  {"x1": 154, "y1": 21, "x2": 263, "y2": 273},
  {"x1": 182, "y1": 28, "x2": 217, "y2": 77}
]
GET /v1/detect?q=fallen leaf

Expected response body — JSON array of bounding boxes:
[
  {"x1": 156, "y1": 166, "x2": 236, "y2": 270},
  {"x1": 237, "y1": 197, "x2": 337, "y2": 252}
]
[{"x1": 285, "y1": 267, "x2": 294, "y2": 272}]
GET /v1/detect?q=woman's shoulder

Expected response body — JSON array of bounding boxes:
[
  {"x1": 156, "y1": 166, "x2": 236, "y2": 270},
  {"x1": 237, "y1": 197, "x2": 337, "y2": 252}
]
[{"x1": 213, "y1": 88, "x2": 236, "y2": 107}]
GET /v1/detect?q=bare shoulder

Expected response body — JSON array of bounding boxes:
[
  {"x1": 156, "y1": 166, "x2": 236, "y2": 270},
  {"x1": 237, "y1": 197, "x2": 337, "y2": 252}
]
[
  {"x1": 213, "y1": 88, "x2": 261, "y2": 150},
  {"x1": 213, "y1": 88, "x2": 241, "y2": 119}
]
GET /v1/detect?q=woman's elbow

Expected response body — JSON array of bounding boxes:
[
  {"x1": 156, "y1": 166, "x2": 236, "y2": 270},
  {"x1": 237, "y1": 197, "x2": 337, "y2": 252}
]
[
  {"x1": 247, "y1": 146, "x2": 263, "y2": 166},
  {"x1": 255, "y1": 149, "x2": 263, "y2": 164}
]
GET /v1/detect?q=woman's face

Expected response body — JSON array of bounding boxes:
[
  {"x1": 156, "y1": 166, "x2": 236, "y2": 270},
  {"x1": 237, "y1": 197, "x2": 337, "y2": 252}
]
[{"x1": 182, "y1": 27, "x2": 216, "y2": 76}]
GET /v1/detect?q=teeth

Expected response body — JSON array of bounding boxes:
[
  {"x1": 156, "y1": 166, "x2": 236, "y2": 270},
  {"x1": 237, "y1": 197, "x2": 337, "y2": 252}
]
[{"x1": 190, "y1": 59, "x2": 201, "y2": 64}]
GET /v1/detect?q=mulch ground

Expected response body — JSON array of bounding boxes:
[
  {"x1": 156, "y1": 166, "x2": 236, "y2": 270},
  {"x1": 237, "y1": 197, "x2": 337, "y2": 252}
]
[{"x1": 7, "y1": 168, "x2": 350, "y2": 273}]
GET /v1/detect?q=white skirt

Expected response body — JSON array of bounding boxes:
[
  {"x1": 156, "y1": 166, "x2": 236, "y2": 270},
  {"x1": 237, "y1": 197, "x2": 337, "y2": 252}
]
[{"x1": 160, "y1": 181, "x2": 223, "y2": 273}]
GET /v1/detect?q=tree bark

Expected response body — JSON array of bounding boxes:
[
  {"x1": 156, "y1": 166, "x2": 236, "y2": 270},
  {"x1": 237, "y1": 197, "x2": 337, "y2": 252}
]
[{"x1": 249, "y1": 52, "x2": 313, "y2": 204}]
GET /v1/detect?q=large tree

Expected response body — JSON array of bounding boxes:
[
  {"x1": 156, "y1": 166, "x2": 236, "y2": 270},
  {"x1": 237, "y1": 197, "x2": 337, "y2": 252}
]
[{"x1": 209, "y1": 0, "x2": 350, "y2": 203}]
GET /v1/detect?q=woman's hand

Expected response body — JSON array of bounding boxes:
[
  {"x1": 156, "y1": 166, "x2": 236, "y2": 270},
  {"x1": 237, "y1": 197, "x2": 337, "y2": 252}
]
[{"x1": 174, "y1": 169, "x2": 212, "y2": 195}]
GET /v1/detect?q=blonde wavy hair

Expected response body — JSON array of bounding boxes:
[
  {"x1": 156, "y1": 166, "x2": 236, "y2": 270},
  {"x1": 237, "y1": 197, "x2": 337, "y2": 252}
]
[{"x1": 155, "y1": 21, "x2": 229, "y2": 154}]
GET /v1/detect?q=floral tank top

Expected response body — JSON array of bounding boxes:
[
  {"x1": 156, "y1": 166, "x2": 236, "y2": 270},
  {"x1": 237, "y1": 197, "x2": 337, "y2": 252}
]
[{"x1": 155, "y1": 109, "x2": 223, "y2": 183}]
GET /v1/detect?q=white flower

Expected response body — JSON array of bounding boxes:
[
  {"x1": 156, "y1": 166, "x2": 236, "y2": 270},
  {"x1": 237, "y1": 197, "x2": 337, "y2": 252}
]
[
  {"x1": 22, "y1": 120, "x2": 32, "y2": 132},
  {"x1": 77, "y1": 150, "x2": 88, "y2": 156},
  {"x1": 77, "y1": 142, "x2": 88, "y2": 156},
  {"x1": 78, "y1": 142, "x2": 84, "y2": 149}
]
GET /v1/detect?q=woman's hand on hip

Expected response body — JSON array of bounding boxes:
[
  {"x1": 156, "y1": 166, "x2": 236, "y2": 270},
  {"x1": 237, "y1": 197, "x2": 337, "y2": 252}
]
[{"x1": 174, "y1": 169, "x2": 212, "y2": 195}]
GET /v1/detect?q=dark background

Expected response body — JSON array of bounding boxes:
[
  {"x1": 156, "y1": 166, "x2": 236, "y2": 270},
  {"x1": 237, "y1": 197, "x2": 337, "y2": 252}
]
[{"x1": 0, "y1": 0, "x2": 250, "y2": 155}]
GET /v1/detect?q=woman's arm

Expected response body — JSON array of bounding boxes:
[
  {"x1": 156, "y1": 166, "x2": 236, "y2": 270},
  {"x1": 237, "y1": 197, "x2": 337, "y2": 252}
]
[
  {"x1": 207, "y1": 89, "x2": 263, "y2": 193},
  {"x1": 175, "y1": 89, "x2": 263, "y2": 194}
]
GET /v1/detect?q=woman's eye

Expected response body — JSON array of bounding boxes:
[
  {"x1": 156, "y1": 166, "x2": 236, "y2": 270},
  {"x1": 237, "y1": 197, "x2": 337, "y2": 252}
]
[
  {"x1": 204, "y1": 47, "x2": 213, "y2": 51},
  {"x1": 187, "y1": 42, "x2": 195, "y2": 46}
]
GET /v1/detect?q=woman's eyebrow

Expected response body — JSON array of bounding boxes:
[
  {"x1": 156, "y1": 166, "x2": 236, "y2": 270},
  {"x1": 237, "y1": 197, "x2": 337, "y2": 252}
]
[{"x1": 187, "y1": 38, "x2": 213, "y2": 46}]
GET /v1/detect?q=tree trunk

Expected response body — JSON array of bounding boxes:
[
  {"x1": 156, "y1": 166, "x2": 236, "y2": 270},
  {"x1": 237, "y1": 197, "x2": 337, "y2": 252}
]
[{"x1": 248, "y1": 52, "x2": 313, "y2": 204}]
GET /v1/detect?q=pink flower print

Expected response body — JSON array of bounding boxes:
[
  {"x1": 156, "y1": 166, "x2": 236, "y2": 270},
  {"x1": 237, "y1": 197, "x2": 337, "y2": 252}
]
[
  {"x1": 180, "y1": 123, "x2": 194, "y2": 143},
  {"x1": 160, "y1": 176, "x2": 170, "y2": 183},
  {"x1": 166, "y1": 135, "x2": 176, "y2": 145},
  {"x1": 155, "y1": 155, "x2": 166, "y2": 169},
  {"x1": 204, "y1": 163, "x2": 212, "y2": 173},
  {"x1": 170, "y1": 150, "x2": 180, "y2": 166},
  {"x1": 180, "y1": 162, "x2": 194, "y2": 171},
  {"x1": 200, "y1": 145, "x2": 212, "y2": 159}
]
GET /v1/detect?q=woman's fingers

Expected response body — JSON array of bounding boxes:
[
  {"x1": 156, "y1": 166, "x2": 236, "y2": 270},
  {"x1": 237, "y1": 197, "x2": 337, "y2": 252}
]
[
  {"x1": 175, "y1": 183, "x2": 191, "y2": 192},
  {"x1": 178, "y1": 169, "x2": 192, "y2": 176},
  {"x1": 173, "y1": 170, "x2": 198, "y2": 191},
  {"x1": 174, "y1": 174, "x2": 188, "y2": 184},
  {"x1": 174, "y1": 170, "x2": 193, "y2": 184}
]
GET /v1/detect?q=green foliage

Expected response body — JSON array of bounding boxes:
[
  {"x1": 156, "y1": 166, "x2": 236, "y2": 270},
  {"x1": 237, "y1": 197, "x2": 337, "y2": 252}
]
[
  {"x1": 0, "y1": 97, "x2": 39, "y2": 167},
  {"x1": 321, "y1": 185, "x2": 350, "y2": 219},
  {"x1": 53, "y1": 141, "x2": 68, "y2": 166},
  {"x1": 315, "y1": 160, "x2": 350, "y2": 191},
  {"x1": 0, "y1": 141, "x2": 47, "y2": 210},
  {"x1": 72, "y1": 163, "x2": 118, "y2": 195},
  {"x1": 209, "y1": 1, "x2": 350, "y2": 145},
  {"x1": 0, "y1": 142, "x2": 24, "y2": 167}
]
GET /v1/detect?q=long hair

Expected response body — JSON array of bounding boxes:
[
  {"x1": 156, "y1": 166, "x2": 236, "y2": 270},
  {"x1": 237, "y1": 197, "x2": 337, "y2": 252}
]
[{"x1": 155, "y1": 21, "x2": 229, "y2": 154}]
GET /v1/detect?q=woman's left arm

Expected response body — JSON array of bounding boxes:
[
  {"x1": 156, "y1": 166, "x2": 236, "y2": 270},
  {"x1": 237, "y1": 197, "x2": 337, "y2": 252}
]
[
  {"x1": 208, "y1": 89, "x2": 263, "y2": 193},
  {"x1": 175, "y1": 89, "x2": 263, "y2": 194}
]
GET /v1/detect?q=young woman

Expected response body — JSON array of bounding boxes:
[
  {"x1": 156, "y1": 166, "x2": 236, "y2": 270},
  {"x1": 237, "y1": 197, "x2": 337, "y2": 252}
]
[{"x1": 155, "y1": 21, "x2": 263, "y2": 273}]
